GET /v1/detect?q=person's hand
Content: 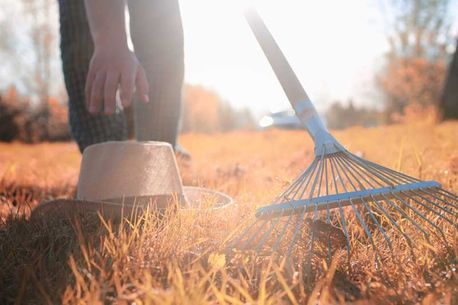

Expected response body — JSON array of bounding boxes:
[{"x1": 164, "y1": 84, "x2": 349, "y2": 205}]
[{"x1": 85, "y1": 47, "x2": 149, "y2": 115}]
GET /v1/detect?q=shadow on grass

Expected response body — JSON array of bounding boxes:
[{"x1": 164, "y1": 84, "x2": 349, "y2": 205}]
[{"x1": 0, "y1": 209, "x2": 110, "y2": 305}]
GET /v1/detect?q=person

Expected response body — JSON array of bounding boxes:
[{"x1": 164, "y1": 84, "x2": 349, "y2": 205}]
[{"x1": 58, "y1": 0, "x2": 189, "y2": 157}]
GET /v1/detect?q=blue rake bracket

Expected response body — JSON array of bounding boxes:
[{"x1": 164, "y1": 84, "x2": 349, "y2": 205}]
[{"x1": 255, "y1": 181, "x2": 442, "y2": 219}]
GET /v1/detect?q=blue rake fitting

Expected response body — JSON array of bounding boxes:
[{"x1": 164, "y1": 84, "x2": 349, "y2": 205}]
[{"x1": 256, "y1": 181, "x2": 441, "y2": 219}]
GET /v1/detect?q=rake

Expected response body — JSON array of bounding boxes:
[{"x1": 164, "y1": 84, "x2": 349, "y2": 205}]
[{"x1": 231, "y1": 9, "x2": 458, "y2": 267}]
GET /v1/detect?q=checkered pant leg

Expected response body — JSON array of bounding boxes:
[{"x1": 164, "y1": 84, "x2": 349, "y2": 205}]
[
  {"x1": 128, "y1": 0, "x2": 184, "y2": 147},
  {"x1": 58, "y1": 0, "x2": 127, "y2": 153}
]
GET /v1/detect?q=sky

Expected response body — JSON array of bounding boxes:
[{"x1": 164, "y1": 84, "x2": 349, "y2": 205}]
[{"x1": 178, "y1": 0, "x2": 458, "y2": 115}]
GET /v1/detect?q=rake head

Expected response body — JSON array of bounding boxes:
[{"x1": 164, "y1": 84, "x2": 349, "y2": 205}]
[
  {"x1": 231, "y1": 148, "x2": 458, "y2": 264},
  {"x1": 229, "y1": 9, "x2": 458, "y2": 268}
]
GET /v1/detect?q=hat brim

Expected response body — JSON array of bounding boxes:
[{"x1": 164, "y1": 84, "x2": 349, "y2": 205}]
[
  {"x1": 31, "y1": 187, "x2": 233, "y2": 220},
  {"x1": 182, "y1": 186, "x2": 233, "y2": 210}
]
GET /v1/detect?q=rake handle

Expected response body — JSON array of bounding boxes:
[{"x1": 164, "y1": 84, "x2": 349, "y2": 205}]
[{"x1": 245, "y1": 9, "x2": 341, "y2": 155}]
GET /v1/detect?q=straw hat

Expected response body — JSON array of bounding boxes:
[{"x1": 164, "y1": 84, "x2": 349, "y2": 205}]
[{"x1": 32, "y1": 141, "x2": 233, "y2": 219}]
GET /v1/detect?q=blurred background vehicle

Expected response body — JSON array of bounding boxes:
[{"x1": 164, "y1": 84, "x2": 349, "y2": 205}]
[{"x1": 258, "y1": 109, "x2": 302, "y2": 130}]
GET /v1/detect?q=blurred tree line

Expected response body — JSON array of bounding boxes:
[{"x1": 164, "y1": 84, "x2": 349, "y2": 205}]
[
  {"x1": 182, "y1": 85, "x2": 255, "y2": 133},
  {"x1": 0, "y1": 86, "x2": 69, "y2": 142},
  {"x1": 0, "y1": 84, "x2": 255, "y2": 142},
  {"x1": 325, "y1": 100, "x2": 383, "y2": 130}
]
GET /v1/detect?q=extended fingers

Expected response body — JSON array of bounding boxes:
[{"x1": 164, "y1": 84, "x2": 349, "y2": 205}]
[
  {"x1": 104, "y1": 72, "x2": 120, "y2": 115},
  {"x1": 120, "y1": 67, "x2": 136, "y2": 108},
  {"x1": 89, "y1": 72, "x2": 106, "y2": 114}
]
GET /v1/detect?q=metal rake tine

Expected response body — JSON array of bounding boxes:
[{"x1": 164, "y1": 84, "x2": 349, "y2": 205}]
[
  {"x1": 338, "y1": 202, "x2": 352, "y2": 259},
  {"x1": 281, "y1": 175, "x2": 307, "y2": 202},
  {"x1": 337, "y1": 153, "x2": 454, "y2": 227},
  {"x1": 300, "y1": 147, "x2": 327, "y2": 271},
  {"x1": 333, "y1": 155, "x2": 383, "y2": 264},
  {"x1": 349, "y1": 151, "x2": 417, "y2": 185},
  {"x1": 324, "y1": 154, "x2": 330, "y2": 195},
  {"x1": 278, "y1": 158, "x2": 319, "y2": 203},
  {"x1": 255, "y1": 209, "x2": 286, "y2": 253},
  {"x1": 334, "y1": 153, "x2": 371, "y2": 190},
  {"x1": 272, "y1": 158, "x2": 319, "y2": 208},
  {"x1": 242, "y1": 217, "x2": 273, "y2": 250},
  {"x1": 326, "y1": 203, "x2": 332, "y2": 265},
  {"x1": 237, "y1": 157, "x2": 316, "y2": 253},
  {"x1": 392, "y1": 193, "x2": 449, "y2": 244},
  {"x1": 262, "y1": 156, "x2": 319, "y2": 258},
  {"x1": 382, "y1": 194, "x2": 432, "y2": 243},
  {"x1": 343, "y1": 151, "x2": 408, "y2": 184},
  {"x1": 272, "y1": 210, "x2": 296, "y2": 252},
  {"x1": 361, "y1": 198, "x2": 394, "y2": 253},
  {"x1": 336, "y1": 152, "x2": 385, "y2": 191},
  {"x1": 329, "y1": 155, "x2": 351, "y2": 258},
  {"x1": 341, "y1": 152, "x2": 457, "y2": 229},
  {"x1": 420, "y1": 189, "x2": 458, "y2": 210},
  {"x1": 323, "y1": 157, "x2": 333, "y2": 265},
  {"x1": 436, "y1": 188, "x2": 458, "y2": 202},
  {"x1": 400, "y1": 191, "x2": 456, "y2": 228},
  {"x1": 336, "y1": 152, "x2": 375, "y2": 192},
  {"x1": 349, "y1": 199, "x2": 383, "y2": 265},
  {"x1": 410, "y1": 190, "x2": 458, "y2": 218},
  {"x1": 286, "y1": 208, "x2": 308, "y2": 260},
  {"x1": 231, "y1": 214, "x2": 266, "y2": 250},
  {"x1": 294, "y1": 156, "x2": 321, "y2": 201},
  {"x1": 361, "y1": 160, "x2": 417, "y2": 185},
  {"x1": 342, "y1": 152, "x2": 398, "y2": 187},
  {"x1": 303, "y1": 151, "x2": 326, "y2": 200},
  {"x1": 370, "y1": 195, "x2": 416, "y2": 258},
  {"x1": 341, "y1": 151, "x2": 406, "y2": 188},
  {"x1": 294, "y1": 158, "x2": 321, "y2": 201},
  {"x1": 332, "y1": 156, "x2": 381, "y2": 264},
  {"x1": 348, "y1": 151, "x2": 419, "y2": 184},
  {"x1": 302, "y1": 204, "x2": 319, "y2": 278},
  {"x1": 402, "y1": 192, "x2": 458, "y2": 229},
  {"x1": 285, "y1": 160, "x2": 323, "y2": 260}
]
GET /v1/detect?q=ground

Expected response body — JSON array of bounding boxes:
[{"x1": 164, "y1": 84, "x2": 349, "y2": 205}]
[{"x1": 0, "y1": 122, "x2": 457, "y2": 304}]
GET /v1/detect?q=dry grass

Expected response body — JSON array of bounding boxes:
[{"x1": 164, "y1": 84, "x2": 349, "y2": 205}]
[{"x1": 0, "y1": 121, "x2": 457, "y2": 304}]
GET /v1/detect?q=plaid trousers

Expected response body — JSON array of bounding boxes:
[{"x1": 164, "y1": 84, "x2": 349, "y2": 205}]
[{"x1": 58, "y1": 0, "x2": 184, "y2": 153}]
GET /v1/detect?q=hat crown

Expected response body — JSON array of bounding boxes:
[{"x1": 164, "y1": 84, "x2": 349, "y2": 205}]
[{"x1": 77, "y1": 141, "x2": 183, "y2": 201}]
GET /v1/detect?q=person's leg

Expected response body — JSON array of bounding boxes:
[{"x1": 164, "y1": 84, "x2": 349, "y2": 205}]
[
  {"x1": 127, "y1": 0, "x2": 184, "y2": 147},
  {"x1": 58, "y1": 0, "x2": 128, "y2": 153}
]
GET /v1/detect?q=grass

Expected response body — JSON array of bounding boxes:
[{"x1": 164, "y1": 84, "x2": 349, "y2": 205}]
[{"x1": 0, "y1": 121, "x2": 457, "y2": 304}]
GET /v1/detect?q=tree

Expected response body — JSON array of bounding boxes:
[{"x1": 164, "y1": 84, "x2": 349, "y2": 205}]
[
  {"x1": 377, "y1": 0, "x2": 453, "y2": 120},
  {"x1": 182, "y1": 85, "x2": 255, "y2": 133},
  {"x1": 183, "y1": 85, "x2": 221, "y2": 133},
  {"x1": 440, "y1": 40, "x2": 458, "y2": 120},
  {"x1": 0, "y1": 0, "x2": 60, "y2": 102},
  {"x1": 382, "y1": 0, "x2": 450, "y2": 61},
  {"x1": 0, "y1": 87, "x2": 71, "y2": 143},
  {"x1": 379, "y1": 58, "x2": 446, "y2": 117},
  {"x1": 0, "y1": 87, "x2": 22, "y2": 142},
  {"x1": 20, "y1": 0, "x2": 56, "y2": 102},
  {"x1": 325, "y1": 100, "x2": 382, "y2": 130}
]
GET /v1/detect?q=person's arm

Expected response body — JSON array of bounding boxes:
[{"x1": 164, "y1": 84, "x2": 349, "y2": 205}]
[{"x1": 84, "y1": 0, "x2": 149, "y2": 115}]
